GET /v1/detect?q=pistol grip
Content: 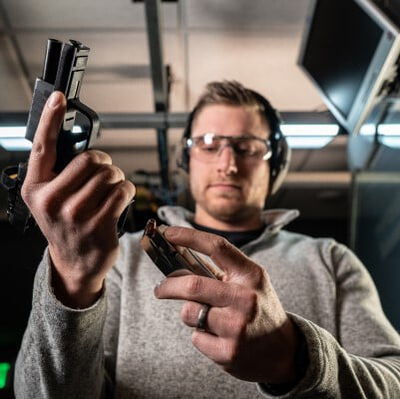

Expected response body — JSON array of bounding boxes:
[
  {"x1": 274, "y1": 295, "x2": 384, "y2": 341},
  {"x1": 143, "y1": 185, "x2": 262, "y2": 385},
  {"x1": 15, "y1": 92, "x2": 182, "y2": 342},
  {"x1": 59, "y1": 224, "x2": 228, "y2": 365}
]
[{"x1": 56, "y1": 98, "x2": 129, "y2": 236}]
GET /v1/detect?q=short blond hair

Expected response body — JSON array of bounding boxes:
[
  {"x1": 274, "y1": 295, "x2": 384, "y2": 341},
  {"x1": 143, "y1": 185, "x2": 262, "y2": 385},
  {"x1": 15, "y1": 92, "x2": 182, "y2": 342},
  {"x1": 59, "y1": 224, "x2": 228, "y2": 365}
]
[{"x1": 192, "y1": 80, "x2": 268, "y2": 129}]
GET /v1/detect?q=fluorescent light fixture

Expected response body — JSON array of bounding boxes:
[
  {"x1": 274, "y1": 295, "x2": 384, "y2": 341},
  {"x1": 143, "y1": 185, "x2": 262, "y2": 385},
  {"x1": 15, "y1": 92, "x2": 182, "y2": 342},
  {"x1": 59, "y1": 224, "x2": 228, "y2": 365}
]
[
  {"x1": 377, "y1": 124, "x2": 400, "y2": 136},
  {"x1": 380, "y1": 136, "x2": 400, "y2": 148},
  {"x1": 378, "y1": 124, "x2": 400, "y2": 148},
  {"x1": 285, "y1": 136, "x2": 335, "y2": 149},
  {"x1": 0, "y1": 126, "x2": 82, "y2": 151},
  {"x1": 359, "y1": 123, "x2": 400, "y2": 148},
  {"x1": 359, "y1": 124, "x2": 376, "y2": 136},
  {"x1": 0, "y1": 126, "x2": 26, "y2": 137},
  {"x1": 360, "y1": 123, "x2": 400, "y2": 136},
  {"x1": 0, "y1": 126, "x2": 82, "y2": 138},
  {"x1": 280, "y1": 124, "x2": 339, "y2": 136},
  {"x1": 280, "y1": 123, "x2": 339, "y2": 149},
  {"x1": 0, "y1": 138, "x2": 32, "y2": 151}
]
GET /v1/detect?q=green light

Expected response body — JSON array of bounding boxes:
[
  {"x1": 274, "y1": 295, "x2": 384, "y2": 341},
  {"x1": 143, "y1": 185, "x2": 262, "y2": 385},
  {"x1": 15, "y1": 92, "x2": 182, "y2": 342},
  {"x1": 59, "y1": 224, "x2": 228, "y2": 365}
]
[{"x1": 0, "y1": 362, "x2": 10, "y2": 389}]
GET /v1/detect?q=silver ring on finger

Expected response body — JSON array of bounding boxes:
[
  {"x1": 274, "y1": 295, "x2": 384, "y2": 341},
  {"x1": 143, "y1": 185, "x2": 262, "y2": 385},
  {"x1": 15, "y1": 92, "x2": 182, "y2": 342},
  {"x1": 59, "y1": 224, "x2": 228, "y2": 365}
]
[{"x1": 196, "y1": 303, "x2": 211, "y2": 332}]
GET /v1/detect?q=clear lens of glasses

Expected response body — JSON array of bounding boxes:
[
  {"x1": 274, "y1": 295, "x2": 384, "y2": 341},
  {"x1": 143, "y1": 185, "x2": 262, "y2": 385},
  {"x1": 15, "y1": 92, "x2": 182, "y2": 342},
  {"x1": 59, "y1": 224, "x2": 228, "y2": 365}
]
[{"x1": 186, "y1": 133, "x2": 272, "y2": 163}]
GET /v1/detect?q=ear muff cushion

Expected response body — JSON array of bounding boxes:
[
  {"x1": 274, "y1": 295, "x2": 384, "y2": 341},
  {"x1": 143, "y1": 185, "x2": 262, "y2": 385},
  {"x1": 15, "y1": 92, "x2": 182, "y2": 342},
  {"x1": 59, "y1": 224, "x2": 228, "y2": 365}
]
[
  {"x1": 177, "y1": 115, "x2": 193, "y2": 172},
  {"x1": 270, "y1": 137, "x2": 291, "y2": 195}
]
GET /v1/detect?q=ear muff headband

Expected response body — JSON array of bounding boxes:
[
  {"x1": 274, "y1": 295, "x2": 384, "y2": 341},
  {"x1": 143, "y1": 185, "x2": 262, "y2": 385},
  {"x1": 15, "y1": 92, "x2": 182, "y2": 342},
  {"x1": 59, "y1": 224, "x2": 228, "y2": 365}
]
[{"x1": 179, "y1": 91, "x2": 291, "y2": 195}]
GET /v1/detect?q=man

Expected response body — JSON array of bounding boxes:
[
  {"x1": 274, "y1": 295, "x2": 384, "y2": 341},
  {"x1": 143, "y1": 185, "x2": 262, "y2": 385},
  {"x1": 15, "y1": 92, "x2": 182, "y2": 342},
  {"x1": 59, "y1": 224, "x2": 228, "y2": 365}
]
[{"x1": 15, "y1": 81, "x2": 400, "y2": 398}]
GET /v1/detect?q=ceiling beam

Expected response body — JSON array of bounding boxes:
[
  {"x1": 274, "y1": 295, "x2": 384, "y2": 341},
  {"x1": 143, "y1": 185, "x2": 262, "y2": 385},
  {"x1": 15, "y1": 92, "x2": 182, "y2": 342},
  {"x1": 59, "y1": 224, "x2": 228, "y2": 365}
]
[
  {"x1": 0, "y1": 111, "x2": 337, "y2": 129},
  {"x1": 143, "y1": 0, "x2": 171, "y2": 198}
]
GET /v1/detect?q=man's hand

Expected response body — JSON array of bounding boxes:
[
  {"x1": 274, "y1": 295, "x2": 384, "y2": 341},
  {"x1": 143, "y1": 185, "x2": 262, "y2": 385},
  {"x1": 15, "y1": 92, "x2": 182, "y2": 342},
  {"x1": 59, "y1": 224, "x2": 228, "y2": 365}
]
[
  {"x1": 154, "y1": 226, "x2": 301, "y2": 385},
  {"x1": 21, "y1": 91, "x2": 136, "y2": 308}
]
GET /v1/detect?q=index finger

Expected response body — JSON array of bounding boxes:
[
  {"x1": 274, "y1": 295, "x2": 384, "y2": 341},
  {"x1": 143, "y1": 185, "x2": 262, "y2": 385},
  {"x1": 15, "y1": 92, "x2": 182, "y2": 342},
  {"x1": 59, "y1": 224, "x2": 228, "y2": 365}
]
[
  {"x1": 25, "y1": 91, "x2": 67, "y2": 185},
  {"x1": 155, "y1": 274, "x2": 238, "y2": 308},
  {"x1": 164, "y1": 226, "x2": 258, "y2": 278}
]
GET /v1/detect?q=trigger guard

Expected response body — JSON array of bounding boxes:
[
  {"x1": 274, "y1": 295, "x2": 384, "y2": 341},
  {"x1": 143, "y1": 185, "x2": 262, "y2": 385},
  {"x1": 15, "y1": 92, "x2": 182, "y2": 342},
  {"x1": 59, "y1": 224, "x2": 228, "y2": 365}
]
[{"x1": 69, "y1": 98, "x2": 100, "y2": 150}]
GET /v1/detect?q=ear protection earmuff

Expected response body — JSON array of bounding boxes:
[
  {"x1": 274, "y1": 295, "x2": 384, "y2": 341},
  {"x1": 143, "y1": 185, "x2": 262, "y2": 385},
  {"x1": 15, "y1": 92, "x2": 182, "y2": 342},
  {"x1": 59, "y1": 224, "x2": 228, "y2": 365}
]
[{"x1": 178, "y1": 90, "x2": 291, "y2": 195}]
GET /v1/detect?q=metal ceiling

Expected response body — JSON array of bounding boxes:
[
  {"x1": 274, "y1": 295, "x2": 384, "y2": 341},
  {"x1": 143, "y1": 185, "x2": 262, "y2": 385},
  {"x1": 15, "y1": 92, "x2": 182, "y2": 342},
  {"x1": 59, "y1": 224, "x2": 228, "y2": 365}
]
[{"x1": 0, "y1": 0, "x2": 322, "y2": 113}]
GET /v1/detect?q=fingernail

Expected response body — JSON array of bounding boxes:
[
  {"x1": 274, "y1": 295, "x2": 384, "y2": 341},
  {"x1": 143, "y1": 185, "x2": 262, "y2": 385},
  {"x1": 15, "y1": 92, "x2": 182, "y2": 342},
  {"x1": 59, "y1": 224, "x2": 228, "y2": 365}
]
[
  {"x1": 164, "y1": 227, "x2": 178, "y2": 239},
  {"x1": 154, "y1": 279, "x2": 165, "y2": 297},
  {"x1": 47, "y1": 91, "x2": 62, "y2": 109},
  {"x1": 155, "y1": 279, "x2": 165, "y2": 289}
]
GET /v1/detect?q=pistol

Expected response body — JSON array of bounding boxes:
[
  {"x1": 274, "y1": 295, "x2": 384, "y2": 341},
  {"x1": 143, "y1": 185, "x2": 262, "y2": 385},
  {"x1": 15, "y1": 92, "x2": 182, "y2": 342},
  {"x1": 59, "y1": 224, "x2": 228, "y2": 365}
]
[
  {"x1": 26, "y1": 39, "x2": 100, "y2": 172},
  {"x1": 1, "y1": 39, "x2": 128, "y2": 235}
]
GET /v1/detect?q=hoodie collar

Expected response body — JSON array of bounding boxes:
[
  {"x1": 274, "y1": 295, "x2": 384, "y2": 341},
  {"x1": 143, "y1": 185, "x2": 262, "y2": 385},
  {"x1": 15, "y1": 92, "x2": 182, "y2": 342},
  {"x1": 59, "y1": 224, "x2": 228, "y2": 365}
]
[{"x1": 157, "y1": 205, "x2": 299, "y2": 234}]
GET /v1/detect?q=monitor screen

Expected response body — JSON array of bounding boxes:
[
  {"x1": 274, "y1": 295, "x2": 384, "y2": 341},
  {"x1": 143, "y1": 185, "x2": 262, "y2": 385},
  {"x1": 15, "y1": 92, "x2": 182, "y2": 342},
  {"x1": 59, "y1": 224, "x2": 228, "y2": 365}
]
[{"x1": 302, "y1": 0, "x2": 383, "y2": 119}]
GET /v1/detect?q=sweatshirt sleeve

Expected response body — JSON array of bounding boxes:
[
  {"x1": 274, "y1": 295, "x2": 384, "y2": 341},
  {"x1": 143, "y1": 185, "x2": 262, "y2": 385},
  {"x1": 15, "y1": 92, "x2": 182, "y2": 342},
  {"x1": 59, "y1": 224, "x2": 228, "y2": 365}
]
[
  {"x1": 260, "y1": 243, "x2": 400, "y2": 398},
  {"x1": 14, "y1": 249, "x2": 111, "y2": 399}
]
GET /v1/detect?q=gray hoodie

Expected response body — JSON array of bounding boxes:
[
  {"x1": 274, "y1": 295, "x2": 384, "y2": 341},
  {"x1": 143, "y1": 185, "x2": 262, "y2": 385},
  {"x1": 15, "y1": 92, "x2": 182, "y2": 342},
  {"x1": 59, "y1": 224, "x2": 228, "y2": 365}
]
[{"x1": 14, "y1": 207, "x2": 400, "y2": 398}]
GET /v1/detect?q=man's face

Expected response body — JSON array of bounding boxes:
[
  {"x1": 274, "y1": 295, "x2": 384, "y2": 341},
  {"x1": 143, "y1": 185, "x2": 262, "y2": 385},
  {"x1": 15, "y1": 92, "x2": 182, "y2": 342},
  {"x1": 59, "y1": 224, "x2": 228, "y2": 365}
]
[{"x1": 189, "y1": 104, "x2": 271, "y2": 226}]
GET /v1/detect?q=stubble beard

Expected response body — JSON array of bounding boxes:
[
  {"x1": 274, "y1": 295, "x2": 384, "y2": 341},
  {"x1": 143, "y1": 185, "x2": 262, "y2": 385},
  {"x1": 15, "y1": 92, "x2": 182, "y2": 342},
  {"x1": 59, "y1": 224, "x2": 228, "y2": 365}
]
[{"x1": 198, "y1": 191, "x2": 261, "y2": 224}]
